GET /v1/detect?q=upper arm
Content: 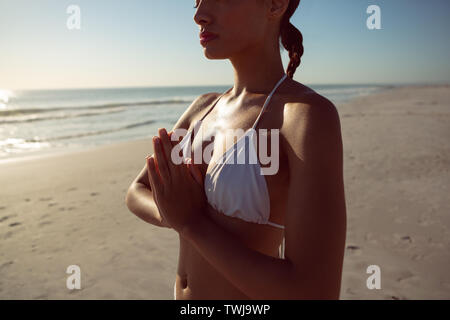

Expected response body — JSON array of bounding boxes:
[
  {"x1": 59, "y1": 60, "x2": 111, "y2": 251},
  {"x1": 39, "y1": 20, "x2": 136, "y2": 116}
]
[
  {"x1": 281, "y1": 95, "x2": 347, "y2": 299},
  {"x1": 132, "y1": 93, "x2": 221, "y2": 188}
]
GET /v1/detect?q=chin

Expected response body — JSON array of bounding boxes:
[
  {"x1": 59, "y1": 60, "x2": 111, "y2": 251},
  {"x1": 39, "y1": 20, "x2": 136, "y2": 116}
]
[{"x1": 203, "y1": 48, "x2": 229, "y2": 60}]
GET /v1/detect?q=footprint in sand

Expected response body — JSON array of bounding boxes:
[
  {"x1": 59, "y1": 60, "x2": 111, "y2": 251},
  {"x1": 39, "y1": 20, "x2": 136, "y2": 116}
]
[
  {"x1": 345, "y1": 245, "x2": 362, "y2": 256},
  {"x1": 0, "y1": 215, "x2": 12, "y2": 223},
  {"x1": 0, "y1": 206, "x2": 6, "y2": 210},
  {"x1": 401, "y1": 235, "x2": 412, "y2": 243},
  {"x1": 411, "y1": 253, "x2": 427, "y2": 261},
  {"x1": 0, "y1": 260, "x2": 14, "y2": 270},
  {"x1": 48, "y1": 203, "x2": 58, "y2": 207},
  {"x1": 396, "y1": 271, "x2": 420, "y2": 286},
  {"x1": 58, "y1": 206, "x2": 76, "y2": 211},
  {"x1": 9, "y1": 222, "x2": 22, "y2": 227},
  {"x1": 90, "y1": 192, "x2": 99, "y2": 196},
  {"x1": 396, "y1": 270, "x2": 414, "y2": 282},
  {"x1": 39, "y1": 221, "x2": 52, "y2": 227},
  {"x1": 393, "y1": 233, "x2": 413, "y2": 245},
  {"x1": 3, "y1": 231, "x2": 14, "y2": 239},
  {"x1": 39, "y1": 197, "x2": 53, "y2": 202},
  {"x1": 67, "y1": 187, "x2": 77, "y2": 192}
]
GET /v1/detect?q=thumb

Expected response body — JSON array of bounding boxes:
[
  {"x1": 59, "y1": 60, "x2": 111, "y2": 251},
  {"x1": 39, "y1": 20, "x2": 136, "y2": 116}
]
[{"x1": 168, "y1": 131, "x2": 175, "y2": 146}]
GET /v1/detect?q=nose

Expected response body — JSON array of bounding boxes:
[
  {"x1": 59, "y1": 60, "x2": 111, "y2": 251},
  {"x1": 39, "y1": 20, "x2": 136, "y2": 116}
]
[{"x1": 193, "y1": 2, "x2": 212, "y2": 28}]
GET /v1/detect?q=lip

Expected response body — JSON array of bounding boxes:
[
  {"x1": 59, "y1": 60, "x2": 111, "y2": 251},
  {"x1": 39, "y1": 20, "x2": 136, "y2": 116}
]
[{"x1": 199, "y1": 31, "x2": 218, "y2": 45}]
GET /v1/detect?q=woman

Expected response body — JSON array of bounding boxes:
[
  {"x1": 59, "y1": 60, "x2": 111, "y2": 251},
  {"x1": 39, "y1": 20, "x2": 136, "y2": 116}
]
[{"x1": 125, "y1": 0, "x2": 346, "y2": 300}]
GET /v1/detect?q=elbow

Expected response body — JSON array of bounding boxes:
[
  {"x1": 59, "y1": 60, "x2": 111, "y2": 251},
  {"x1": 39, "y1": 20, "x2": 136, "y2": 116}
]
[{"x1": 125, "y1": 184, "x2": 136, "y2": 211}]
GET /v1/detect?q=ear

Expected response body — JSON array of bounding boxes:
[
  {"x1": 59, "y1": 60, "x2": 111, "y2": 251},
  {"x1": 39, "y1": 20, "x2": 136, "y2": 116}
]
[{"x1": 266, "y1": 0, "x2": 289, "y2": 20}]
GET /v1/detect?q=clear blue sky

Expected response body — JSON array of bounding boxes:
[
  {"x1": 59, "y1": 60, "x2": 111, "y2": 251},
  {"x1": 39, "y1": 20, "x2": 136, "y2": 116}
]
[{"x1": 0, "y1": 0, "x2": 449, "y2": 90}]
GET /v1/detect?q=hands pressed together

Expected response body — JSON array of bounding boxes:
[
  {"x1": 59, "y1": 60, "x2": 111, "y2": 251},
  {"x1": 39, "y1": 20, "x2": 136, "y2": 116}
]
[{"x1": 146, "y1": 128, "x2": 207, "y2": 234}]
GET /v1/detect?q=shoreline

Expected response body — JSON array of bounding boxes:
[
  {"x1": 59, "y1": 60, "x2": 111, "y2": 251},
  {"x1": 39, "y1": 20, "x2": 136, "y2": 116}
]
[
  {"x1": 0, "y1": 83, "x2": 402, "y2": 165},
  {"x1": 1, "y1": 84, "x2": 449, "y2": 299},
  {"x1": 0, "y1": 137, "x2": 151, "y2": 166}
]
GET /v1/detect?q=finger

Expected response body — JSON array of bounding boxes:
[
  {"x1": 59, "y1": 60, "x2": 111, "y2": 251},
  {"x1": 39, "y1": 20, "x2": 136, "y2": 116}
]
[
  {"x1": 147, "y1": 156, "x2": 164, "y2": 195},
  {"x1": 146, "y1": 155, "x2": 157, "y2": 192},
  {"x1": 169, "y1": 129, "x2": 183, "y2": 145},
  {"x1": 168, "y1": 131, "x2": 177, "y2": 146},
  {"x1": 153, "y1": 136, "x2": 171, "y2": 183},
  {"x1": 158, "y1": 128, "x2": 176, "y2": 169},
  {"x1": 168, "y1": 131, "x2": 173, "y2": 146},
  {"x1": 152, "y1": 152, "x2": 163, "y2": 180},
  {"x1": 147, "y1": 157, "x2": 166, "y2": 220},
  {"x1": 168, "y1": 130, "x2": 183, "y2": 148},
  {"x1": 146, "y1": 156, "x2": 158, "y2": 188},
  {"x1": 176, "y1": 131, "x2": 184, "y2": 144}
]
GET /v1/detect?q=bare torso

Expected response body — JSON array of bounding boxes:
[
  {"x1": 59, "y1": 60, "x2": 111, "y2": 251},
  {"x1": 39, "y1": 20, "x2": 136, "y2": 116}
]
[{"x1": 175, "y1": 80, "x2": 314, "y2": 299}]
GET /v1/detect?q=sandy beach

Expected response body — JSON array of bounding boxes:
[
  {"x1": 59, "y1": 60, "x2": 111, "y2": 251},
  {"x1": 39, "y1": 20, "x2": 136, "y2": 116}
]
[{"x1": 1, "y1": 84, "x2": 449, "y2": 299}]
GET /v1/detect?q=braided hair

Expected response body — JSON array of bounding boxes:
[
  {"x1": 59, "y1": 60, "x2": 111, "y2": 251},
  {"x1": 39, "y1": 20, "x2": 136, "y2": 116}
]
[{"x1": 279, "y1": 0, "x2": 304, "y2": 79}]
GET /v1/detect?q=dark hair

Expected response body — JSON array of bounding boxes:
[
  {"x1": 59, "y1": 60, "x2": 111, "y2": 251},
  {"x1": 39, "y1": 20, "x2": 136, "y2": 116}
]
[{"x1": 279, "y1": 0, "x2": 304, "y2": 79}]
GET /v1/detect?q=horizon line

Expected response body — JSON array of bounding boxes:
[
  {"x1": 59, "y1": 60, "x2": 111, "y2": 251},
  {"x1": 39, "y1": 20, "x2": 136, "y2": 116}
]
[{"x1": 3, "y1": 81, "x2": 448, "y2": 92}]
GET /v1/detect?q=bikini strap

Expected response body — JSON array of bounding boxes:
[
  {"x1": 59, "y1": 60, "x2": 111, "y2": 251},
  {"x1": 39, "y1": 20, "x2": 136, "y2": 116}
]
[{"x1": 251, "y1": 73, "x2": 287, "y2": 130}]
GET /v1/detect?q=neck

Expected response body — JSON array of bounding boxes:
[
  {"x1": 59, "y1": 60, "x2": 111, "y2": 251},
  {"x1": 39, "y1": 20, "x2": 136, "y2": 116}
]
[{"x1": 228, "y1": 37, "x2": 286, "y2": 99}]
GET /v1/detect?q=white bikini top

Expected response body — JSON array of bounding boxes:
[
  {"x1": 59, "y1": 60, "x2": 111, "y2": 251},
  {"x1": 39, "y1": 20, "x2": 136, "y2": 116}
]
[{"x1": 178, "y1": 74, "x2": 288, "y2": 257}]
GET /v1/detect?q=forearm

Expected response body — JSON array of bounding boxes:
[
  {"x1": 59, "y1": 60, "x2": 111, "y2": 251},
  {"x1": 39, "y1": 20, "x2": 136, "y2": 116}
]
[
  {"x1": 182, "y1": 214, "x2": 301, "y2": 299},
  {"x1": 125, "y1": 184, "x2": 171, "y2": 228}
]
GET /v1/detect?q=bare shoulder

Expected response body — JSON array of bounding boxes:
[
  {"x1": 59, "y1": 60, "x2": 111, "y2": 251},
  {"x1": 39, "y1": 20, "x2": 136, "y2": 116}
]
[
  {"x1": 280, "y1": 82, "x2": 343, "y2": 163},
  {"x1": 187, "y1": 92, "x2": 222, "y2": 124},
  {"x1": 170, "y1": 92, "x2": 221, "y2": 132}
]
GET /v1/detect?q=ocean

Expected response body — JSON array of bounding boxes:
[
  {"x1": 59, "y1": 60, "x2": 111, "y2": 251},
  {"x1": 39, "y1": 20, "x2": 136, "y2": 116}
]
[{"x1": 0, "y1": 84, "x2": 390, "y2": 161}]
